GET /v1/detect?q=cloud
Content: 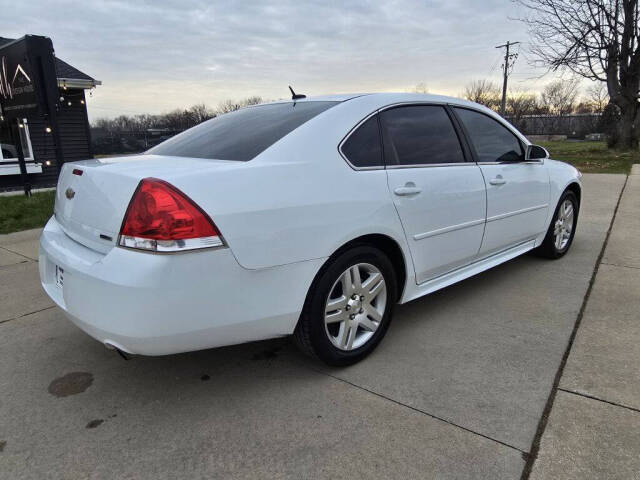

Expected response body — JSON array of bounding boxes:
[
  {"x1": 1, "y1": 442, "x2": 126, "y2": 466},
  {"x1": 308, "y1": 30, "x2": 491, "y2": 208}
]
[{"x1": 0, "y1": 0, "x2": 548, "y2": 119}]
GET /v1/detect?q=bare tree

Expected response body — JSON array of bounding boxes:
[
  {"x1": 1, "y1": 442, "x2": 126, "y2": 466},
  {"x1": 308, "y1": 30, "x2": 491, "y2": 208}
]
[
  {"x1": 463, "y1": 80, "x2": 502, "y2": 110},
  {"x1": 515, "y1": 0, "x2": 640, "y2": 149},
  {"x1": 506, "y1": 90, "x2": 539, "y2": 120},
  {"x1": 217, "y1": 96, "x2": 263, "y2": 114},
  {"x1": 187, "y1": 103, "x2": 216, "y2": 124},
  {"x1": 540, "y1": 78, "x2": 581, "y2": 116},
  {"x1": 587, "y1": 82, "x2": 610, "y2": 113},
  {"x1": 574, "y1": 100, "x2": 596, "y2": 114}
]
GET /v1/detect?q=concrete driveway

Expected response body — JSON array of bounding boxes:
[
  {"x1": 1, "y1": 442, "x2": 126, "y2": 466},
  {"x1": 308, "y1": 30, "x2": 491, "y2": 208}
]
[{"x1": 0, "y1": 174, "x2": 626, "y2": 479}]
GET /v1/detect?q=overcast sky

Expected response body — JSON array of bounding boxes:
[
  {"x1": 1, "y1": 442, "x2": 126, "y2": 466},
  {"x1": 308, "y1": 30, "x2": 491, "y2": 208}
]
[{"x1": 1, "y1": 0, "x2": 573, "y2": 120}]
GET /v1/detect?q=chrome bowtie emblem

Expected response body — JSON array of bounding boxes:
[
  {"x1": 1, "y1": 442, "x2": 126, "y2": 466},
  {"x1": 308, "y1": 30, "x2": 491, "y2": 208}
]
[{"x1": 65, "y1": 187, "x2": 75, "y2": 199}]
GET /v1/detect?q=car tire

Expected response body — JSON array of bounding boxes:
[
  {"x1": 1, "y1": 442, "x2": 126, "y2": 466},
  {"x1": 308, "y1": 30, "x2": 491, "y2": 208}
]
[
  {"x1": 534, "y1": 190, "x2": 579, "y2": 259},
  {"x1": 294, "y1": 245, "x2": 397, "y2": 366}
]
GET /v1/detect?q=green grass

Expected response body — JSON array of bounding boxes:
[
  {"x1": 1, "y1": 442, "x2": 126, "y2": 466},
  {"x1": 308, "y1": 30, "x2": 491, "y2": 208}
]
[
  {"x1": 539, "y1": 140, "x2": 639, "y2": 174},
  {"x1": 0, "y1": 190, "x2": 55, "y2": 234}
]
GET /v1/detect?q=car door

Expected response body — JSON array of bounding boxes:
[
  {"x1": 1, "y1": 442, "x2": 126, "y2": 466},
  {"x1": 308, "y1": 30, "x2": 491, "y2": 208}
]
[
  {"x1": 453, "y1": 107, "x2": 550, "y2": 256},
  {"x1": 382, "y1": 105, "x2": 487, "y2": 284}
]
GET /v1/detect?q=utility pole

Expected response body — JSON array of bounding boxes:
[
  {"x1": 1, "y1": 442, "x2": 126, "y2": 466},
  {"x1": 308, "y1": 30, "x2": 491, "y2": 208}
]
[{"x1": 495, "y1": 40, "x2": 520, "y2": 116}]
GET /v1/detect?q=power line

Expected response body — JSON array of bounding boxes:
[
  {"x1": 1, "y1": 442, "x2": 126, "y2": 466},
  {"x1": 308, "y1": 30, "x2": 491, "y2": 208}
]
[{"x1": 495, "y1": 40, "x2": 520, "y2": 115}]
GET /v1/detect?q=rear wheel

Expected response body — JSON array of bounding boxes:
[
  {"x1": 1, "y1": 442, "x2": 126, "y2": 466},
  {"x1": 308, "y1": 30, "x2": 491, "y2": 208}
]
[
  {"x1": 294, "y1": 246, "x2": 397, "y2": 366},
  {"x1": 535, "y1": 190, "x2": 579, "y2": 259}
]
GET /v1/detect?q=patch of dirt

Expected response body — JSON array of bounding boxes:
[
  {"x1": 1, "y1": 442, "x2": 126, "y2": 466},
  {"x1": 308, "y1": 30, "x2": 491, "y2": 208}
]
[
  {"x1": 85, "y1": 419, "x2": 104, "y2": 429},
  {"x1": 48, "y1": 372, "x2": 94, "y2": 397}
]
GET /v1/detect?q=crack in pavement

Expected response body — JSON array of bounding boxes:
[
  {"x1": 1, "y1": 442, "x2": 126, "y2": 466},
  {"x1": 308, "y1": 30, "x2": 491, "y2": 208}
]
[
  {"x1": 557, "y1": 388, "x2": 640, "y2": 414},
  {"x1": 0, "y1": 244, "x2": 37, "y2": 263},
  {"x1": 0, "y1": 259, "x2": 30, "y2": 270},
  {"x1": 600, "y1": 261, "x2": 640, "y2": 271},
  {"x1": 0, "y1": 305, "x2": 56, "y2": 326}
]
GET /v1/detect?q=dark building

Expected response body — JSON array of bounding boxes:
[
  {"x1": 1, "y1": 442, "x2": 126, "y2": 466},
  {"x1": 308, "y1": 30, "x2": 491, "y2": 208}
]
[{"x1": 0, "y1": 37, "x2": 100, "y2": 190}]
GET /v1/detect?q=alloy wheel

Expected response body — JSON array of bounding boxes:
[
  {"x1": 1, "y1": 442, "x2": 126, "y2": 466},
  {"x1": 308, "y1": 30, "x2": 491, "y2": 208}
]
[
  {"x1": 553, "y1": 199, "x2": 574, "y2": 250},
  {"x1": 324, "y1": 263, "x2": 387, "y2": 351}
]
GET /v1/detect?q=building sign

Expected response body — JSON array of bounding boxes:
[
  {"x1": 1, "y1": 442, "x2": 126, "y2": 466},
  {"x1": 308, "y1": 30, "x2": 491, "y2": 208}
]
[{"x1": 0, "y1": 36, "x2": 57, "y2": 119}]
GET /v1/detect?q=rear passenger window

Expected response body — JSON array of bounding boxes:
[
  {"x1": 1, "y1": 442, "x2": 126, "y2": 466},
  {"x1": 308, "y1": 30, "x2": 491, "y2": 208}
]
[
  {"x1": 380, "y1": 105, "x2": 465, "y2": 166},
  {"x1": 454, "y1": 108, "x2": 524, "y2": 162},
  {"x1": 341, "y1": 115, "x2": 383, "y2": 168}
]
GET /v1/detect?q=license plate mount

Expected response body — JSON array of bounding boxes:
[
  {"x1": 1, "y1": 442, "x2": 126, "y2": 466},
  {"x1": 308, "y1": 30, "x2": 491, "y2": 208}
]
[{"x1": 55, "y1": 264, "x2": 64, "y2": 289}]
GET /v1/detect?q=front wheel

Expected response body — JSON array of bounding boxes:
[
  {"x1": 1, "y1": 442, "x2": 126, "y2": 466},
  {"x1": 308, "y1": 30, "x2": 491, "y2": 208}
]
[
  {"x1": 535, "y1": 190, "x2": 579, "y2": 259},
  {"x1": 294, "y1": 246, "x2": 397, "y2": 366}
]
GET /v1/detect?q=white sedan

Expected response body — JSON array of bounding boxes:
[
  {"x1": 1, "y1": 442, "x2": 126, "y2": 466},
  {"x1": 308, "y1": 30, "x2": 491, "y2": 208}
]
[{"x1": 39, "y1": 93, "x2": 581, "y2": 365}]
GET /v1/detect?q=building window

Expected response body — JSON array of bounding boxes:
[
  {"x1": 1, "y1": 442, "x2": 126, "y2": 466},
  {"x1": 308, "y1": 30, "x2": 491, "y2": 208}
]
[{"x1": 0, "y1": 118, "x2": 34, "y2": 162}]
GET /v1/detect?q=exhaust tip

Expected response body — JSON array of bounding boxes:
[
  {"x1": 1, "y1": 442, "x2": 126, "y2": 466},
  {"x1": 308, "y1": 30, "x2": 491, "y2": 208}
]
[{"x1": 104, "y1": 341, "x2": 131, "y2": 361}]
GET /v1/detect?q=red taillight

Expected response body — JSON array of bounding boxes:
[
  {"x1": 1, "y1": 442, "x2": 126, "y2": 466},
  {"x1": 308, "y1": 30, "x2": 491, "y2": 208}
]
[{"x1": 118, "y1": 178, "x2": 223, "y2": 252}]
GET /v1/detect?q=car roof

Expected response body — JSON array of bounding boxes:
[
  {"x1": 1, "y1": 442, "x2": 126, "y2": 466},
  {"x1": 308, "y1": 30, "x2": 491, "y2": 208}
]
[
  {"x1": 288, "y1": 92, "x2": 529, "y2": 145},
  {"x1": 288, "y1": 92, "x2": 472, "y2": 105},
  {"x1": 294, "y1": 93, "x2": 369, "y2": 102},
  {"x1": 272, "y1": 92, "x2": 487, "y2": 113}
]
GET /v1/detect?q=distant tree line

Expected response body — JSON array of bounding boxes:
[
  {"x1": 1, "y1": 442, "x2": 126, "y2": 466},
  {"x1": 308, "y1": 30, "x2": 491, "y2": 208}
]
[
  {"x1": 456, "y1": 78, "x2": 608, "y2": 137},
  {"x1": 91, "y1": 97, "x2": 262, "y2": 154},
  {"x1": 462, "y1": 78, "x2": 608, "y2": 121}
]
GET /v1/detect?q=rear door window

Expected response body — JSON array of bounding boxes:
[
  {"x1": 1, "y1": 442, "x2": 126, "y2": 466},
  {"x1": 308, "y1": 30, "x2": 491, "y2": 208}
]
[
  {"x1": 341, "y1": 115, "x2": 383, "y2": 168},
  {"x1": 148, "y1": 101, "x2": 339, "y2": 161},
  {"x1": 454, "y1": 108, "x2": 524, "y2": 162},
  {"x1": 380, "y1": 105, "x2": 465, "y2": 166}
]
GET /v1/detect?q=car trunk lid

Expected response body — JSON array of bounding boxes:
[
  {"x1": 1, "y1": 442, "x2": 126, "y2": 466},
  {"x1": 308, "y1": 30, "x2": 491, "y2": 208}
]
[{"x1": 54, "y1": 155, "x2": 239, "y2": 253}]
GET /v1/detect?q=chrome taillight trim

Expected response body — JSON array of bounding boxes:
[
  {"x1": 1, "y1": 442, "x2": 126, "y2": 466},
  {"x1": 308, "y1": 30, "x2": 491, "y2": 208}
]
[{"x1": 118, "y1": 235, "x2": 224, "y2": 253}]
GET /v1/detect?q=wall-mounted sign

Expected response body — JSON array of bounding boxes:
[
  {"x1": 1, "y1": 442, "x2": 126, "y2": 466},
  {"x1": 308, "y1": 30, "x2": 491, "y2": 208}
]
[{"x1": 0, "y1": 35, "x2": 58, "y2": 119}]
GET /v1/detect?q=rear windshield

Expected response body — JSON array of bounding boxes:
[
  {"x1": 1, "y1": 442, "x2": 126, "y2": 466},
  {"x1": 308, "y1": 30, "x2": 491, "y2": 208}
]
[{"x1": 147, "y1": 101, "x2": 339, "y2": 161}]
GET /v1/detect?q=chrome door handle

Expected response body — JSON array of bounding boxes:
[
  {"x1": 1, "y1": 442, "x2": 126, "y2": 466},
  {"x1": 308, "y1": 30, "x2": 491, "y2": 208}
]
[
  {"x1": 394, "y1": 185, "x2": 422, "y2": 196},
  {"x1": 489, "y1": 176, "x2": 506, "y2": 186}
]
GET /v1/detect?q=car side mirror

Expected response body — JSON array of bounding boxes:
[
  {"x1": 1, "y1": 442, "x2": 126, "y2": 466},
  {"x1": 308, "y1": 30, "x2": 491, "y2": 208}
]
[{"x1": 526, "y1": 144, "x2": 549, "y2": 161}]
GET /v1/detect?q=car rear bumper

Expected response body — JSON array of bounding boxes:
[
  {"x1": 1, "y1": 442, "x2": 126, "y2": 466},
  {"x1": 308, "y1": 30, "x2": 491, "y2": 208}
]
[{"x1": 39, "y1": 216, "x2": 324, "y2": 355}]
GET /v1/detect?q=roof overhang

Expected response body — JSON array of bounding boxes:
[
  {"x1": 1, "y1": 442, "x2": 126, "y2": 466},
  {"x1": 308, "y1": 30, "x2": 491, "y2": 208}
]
[{"x1": 57, "y1": 77, "x2": 102, "y2": 90}]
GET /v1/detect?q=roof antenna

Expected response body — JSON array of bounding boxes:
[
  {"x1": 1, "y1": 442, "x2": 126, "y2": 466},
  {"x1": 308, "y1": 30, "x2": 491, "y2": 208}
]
[{"x1": 289, "y1": 85, "x2": 306, "y2": 100}]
